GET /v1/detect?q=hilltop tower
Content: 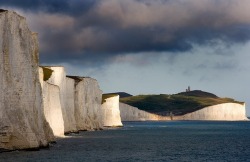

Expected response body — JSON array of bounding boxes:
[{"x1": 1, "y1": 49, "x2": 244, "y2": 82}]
[{"x1": 186, "y1": 86, "x2": 191, "y2": 92}]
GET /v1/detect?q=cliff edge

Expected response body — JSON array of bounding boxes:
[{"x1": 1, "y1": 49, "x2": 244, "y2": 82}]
[{"x1": 0, "y1": 10, "x2": 54, "y2": 150}]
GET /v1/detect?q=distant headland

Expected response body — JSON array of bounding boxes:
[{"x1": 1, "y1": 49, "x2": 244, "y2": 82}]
[{"x1": 118, "y1": 90, "x2": 247, "y2": 121}]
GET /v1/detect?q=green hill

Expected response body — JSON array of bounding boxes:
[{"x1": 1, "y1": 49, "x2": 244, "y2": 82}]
[
  {"x1": 120, "y1": 90, "x2": 244, "y2": 116},
  {"x1": 105, "y1": 92, "x2": 133, "y2": 98}
]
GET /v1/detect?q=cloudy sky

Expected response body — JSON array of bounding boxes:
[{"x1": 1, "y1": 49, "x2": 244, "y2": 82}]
[{"x1": 1, "y1": 0, "x2": 250, "y2": 115}]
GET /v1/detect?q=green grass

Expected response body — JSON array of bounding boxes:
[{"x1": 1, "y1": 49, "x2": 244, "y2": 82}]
[
  {"x1": 120, "y1": 91, "x2": 244, "y2": 115},
  {"x1": 42, "y1": 67, "x2": 53, "y2": 81},
  {"x1": 105, "y1": 92, "x2": 132, "y2": 98},
  {"x1": 102, "y1": 94, "x2": 118, "y2": 104}
]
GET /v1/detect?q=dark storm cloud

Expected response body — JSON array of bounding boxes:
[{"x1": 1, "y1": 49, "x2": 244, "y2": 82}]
[
  {"x1": 0, "y1": 0, "x2": 97, "y2": 14},
  {"x1": 2, "y1": 0, "x2": 250, "y2": 65}
]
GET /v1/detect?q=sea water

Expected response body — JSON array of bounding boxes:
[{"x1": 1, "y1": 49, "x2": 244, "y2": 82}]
[{"x1": 1, "y1": 121, "x2": 250, "y2": 162}]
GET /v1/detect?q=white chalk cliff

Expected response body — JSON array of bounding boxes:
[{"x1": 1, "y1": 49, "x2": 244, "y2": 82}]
[
  {"x1": 0, "y1": 10, "x2": 54, "y2": 150},
  {"x1": 101, "y1": 95, "x2": 123, "y2": 127},
  {"x1": 65, "y1": 77, "x2": 78, "y2": 132},
  {"x1": 44, "y1": 67, "x2": 104, "y2": 131},
  {"x1": 175, "y1": 103, "x2": 248, "y2": 121},
  {"x1": 40, "y1": 66, "x2": 107, "y2": 134},
  {"x1": 39, "y1": 67, "x2": 65, "y2": 136},
  {"x1": 44, "y1": 67, "x2": 72, "y2": 133},
  {"x1": 39, "y1": 67, "x2": 105, "y2": 135},
  {"x1": 120, "y1": 102, "x2": 248, "y2": 121},
  {"x1": 73, "y1": 77, "x2": 103, "y2": 130},
  {"x1": 119, "y1": 103, "x2": 170, "y2": 121}
]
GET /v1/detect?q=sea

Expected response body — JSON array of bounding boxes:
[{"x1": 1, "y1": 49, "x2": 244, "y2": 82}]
[{"x1": 1, "y1": 121, "x2": 250, "y2": 162}]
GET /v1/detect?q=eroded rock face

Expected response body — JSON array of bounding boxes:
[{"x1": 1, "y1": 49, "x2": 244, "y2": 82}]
[
  {"x1": 45, "y1": 67, "x2": 71, "y2": 133},
  {"x1": 119, "y1": 103, "x2": 170, "y2": 121},
  {"x1": 39, "y1": 67, "x2": 64, "y2": 136},
  {"x1": 176, "y1": 103, "x2": 248, "y2": 121},
  {"x1": 74, "y1": 77, "x2": 103, "y2": 130},
  {"x1": 101, "y1": 95, "x2": 123, "y2": 127},
  {"x1": 0, "y1": 11, "x2": 54, "y2": 150},
  {"x1": 65, "y1": 77, "x2": 77, "y2": 133},
  {"x1": 42, "y1": 82, "x2": 65, "y2": 136},
  {"x1": 43, "y1": 68, "x2": 104, "y2": 133}
]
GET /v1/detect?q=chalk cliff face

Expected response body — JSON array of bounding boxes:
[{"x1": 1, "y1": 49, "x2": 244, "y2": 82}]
[
  {"x1": 42, "y1": 82, "x2": 65, "y2": 136},
  {"x1": 102, "y1": 95, "x2": 123, "y2": 127},
  {"x1": 120, "y1": 102, "x2": 248, "y2": 121},
  {"x1": 0, "y1": 11, "x2": 54, "y2": 150},
  {"x1": 65, "y1": 77, "x2": 78, "y2": 133},
  {"x1": 41, "y1": 67, "x2": 104, "y2": 133},
  {"x1": 176, "y1": 103, "x2": 248, "y2": 121},
  {"x1": 39, "y1": 68, "x2": 64, "y2": 136},
  {"x1": 119, "y1": 103, "x2": 170, "y2": 121},
  {"x1": 45, "y1": 68, "x2": 104, "y2": 132},
  {"x1": 73, "y1": 77, "x2": 103, "y2": 130},
  {"x1": 45, "y1": 67, "x2": 72, "y2": 133}
]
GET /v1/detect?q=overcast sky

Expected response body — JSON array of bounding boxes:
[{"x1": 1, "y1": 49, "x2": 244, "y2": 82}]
[{"x1": 1, "y1": 0, "x2": 250, "y2": 115}]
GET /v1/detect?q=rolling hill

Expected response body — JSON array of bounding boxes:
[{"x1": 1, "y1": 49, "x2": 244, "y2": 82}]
[{"x1": 119, "y1": 90, "x2": 243, "y2": 116}]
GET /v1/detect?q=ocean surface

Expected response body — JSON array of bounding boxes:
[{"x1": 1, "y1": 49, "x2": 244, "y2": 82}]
[{"x1": 1, "y1": 121, "x2": 250, "y2": 162}]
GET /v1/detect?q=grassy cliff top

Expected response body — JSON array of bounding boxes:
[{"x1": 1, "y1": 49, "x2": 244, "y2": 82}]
[
  {"x1": 105, "y1": 92, "x2": 133, "y2": 98},
  {"x1": 120, "y1": 90, "x2": 244, "y2": 116},
  {"x1": 41, "y1": 67, "x2": 53, "y2": 81},
  {"x1": 66, "y1": 76, "x2": 84, "y2": 83},
  {"x1": 102, "y1": 94, "x2": 119, "y2": 104},
  {"x1": 0, "y1": 9, "x2": 7, "y2": 13}
]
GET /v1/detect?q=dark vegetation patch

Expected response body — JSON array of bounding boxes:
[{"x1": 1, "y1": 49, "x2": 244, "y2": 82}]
[
  {"x1": 102, "y1": 94, "x2": 118, "y2": 104},
  {"x1": 66, "y1": 76, "x2": 83, "y2": 84},
  {"x1": 177, "y1": 90, "x2": 218, "y2": 98},
  {"x1": 105, "y1": 92, "x2": 132, "y2": 98},
  {"x1": 41, "y1": 67, "x2": 53, "y2": 81},
  {"x1": 67, "y1": 76, "x2": 93, "y2": 84},
  {"x1": 120, "y1": 90, "x2": 244, "y2": 116},
  {"x1": 0, "y1": 9, "x2": 7, "y2": 13}
]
